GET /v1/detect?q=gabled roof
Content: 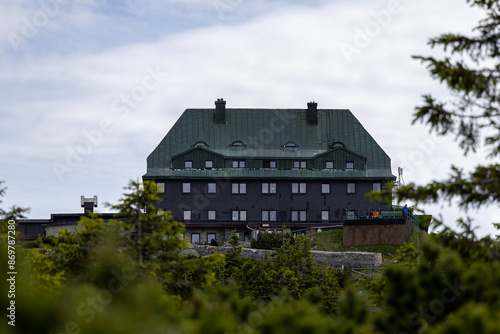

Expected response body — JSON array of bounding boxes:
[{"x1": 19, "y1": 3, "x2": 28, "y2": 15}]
[{"x1": 145, "y1": 107, "x2": 394, "y2": 179}]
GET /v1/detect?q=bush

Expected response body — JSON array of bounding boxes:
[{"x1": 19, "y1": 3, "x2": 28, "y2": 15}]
[{"x1": 251, "y1": 232, "x2": 295, "y2": 249}]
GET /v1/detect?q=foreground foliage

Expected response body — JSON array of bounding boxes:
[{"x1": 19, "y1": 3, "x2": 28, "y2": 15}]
[{"x1": 3, "y1": 221, "x2": 500, "y2": 334}]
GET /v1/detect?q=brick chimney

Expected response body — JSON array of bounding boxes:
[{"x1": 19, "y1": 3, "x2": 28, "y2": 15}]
[
  {"x1": 214, "y1": 98, "x2": 226, "y2": 124},
  {"x1": 81, "y1": 195, "x2": 98, "y2": 214},
  {"x1": 307, "y1": 101, "x2": 318, "y2": 125}
]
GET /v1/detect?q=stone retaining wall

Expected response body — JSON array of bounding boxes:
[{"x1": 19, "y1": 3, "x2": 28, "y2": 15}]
[{"x1": 191, "y1": 244, "x2": 382, "y2": 269}]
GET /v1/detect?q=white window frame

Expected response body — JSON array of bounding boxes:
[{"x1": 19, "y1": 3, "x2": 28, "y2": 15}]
[
  {"x1": 184, "y1": 161, "x2": 193, "y2": 169},
  {"x1": 321, "y1": 183, "x2": 330, "y2": 194},
  {"x1": 207, "y1": 233, "x2": 216, "y2": 244},
  {"x1": 321, "y1": 211, "x2": 329, "y2": 221},
  {"x1": 232, "y1": 160, "x2": 246, "y2": 168},
  {"x1": 156, "y1": 183, "x2": 165, "y2": 194},
  {"x1": 205, "y1": 160, "x2": 213, "y2": 169},
  {"x1": 232, "y1": 183, "x2": 247, "y2": 194},
  {"x1": 191, "y1": 233, "x2": 200, "y2": 244},
  {"x1": 261, "y1": 210, "x2": 277, "y2": 222},
  {"x1": 232, "y1": 210, "x2": 247, "y2": 221},
  {"x1": 207, "y1": 183, "x2": 217, "y2": 194},
  {"x1": 262, "y1": 183, "x2": 277, "y2": 194},
  {"x1": 373, "y1": 183, "x2": 381, "y2": 192},
  {"x1": 299, "y1": 210, "x2": 306, "y2": 221},
  {"x1": 291, "y1": 210, "x2": 307, "y2": 222},
  {"x1": 208, "y1": 210, "x2": 216, "y2": 221},
  {"x1": 182, "y1": 183, "x2": 191, "y2": 194},
  {"x1": 325, "y1": 161, "x2": 334, "y2": 169},
  {"x1": 292, "y1": 183, "x2": 306, "y2": 194},
  {"x1": 346, "y1": 161, "x2": 354, "y2": 170},
  {"x1": 183, "y1": 210, "x2": 192, "y2": 221},
  {"x1": 293, "y1": 161, "x2": 307, "y2": 169},
  {"x1": 347, "y1": 183, "x2": 356, "y2": 194},
  {"x1": 261, "y1": 210, "x2": 269, "y2": 221}
]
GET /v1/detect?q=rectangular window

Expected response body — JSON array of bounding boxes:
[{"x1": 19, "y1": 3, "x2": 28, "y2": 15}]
[
  {"x1": 261, "y1": 210, "x2": 277, "y2": 221},
  {"x1": 325, "y1": 161, "x2": 334, "y2": 169},
  {"x1": 321, "y1": 183, "x2": 330, "y2": 194},
  {"x1": 292, "y1": 183, "x2": 306, "y2": 194},
  {"x1": 292, "y1": 210, "x2": 307, "y2": 221},
  {"x1": 183, "y1": 210, "x2": 192, "y2": 221},
  {"x1": 156, "y1": 182, "x2": 165, "y2": 194},
  {"x1": 269, "y1": 210, "x2": 277, "y2": 221},
  {"x1": 208, "y1": 183, "x2": 217, "y2": 194},
  {"x1": 321, "y1": 211, "x2": 329, "y2": 221},
  {"x1": 263, "y1": 160, "x2": 277, "y2": 168},
  {"x1": 232, "y1": 183, "x2": 247, "y2": 194},
  {"x1": 373, "y1": 183, "x2": 381, "y2": 192},
  {"x1": 293, "y1": 161, "x2": 307, "y2": 169},
  {"x1": 191, "y1": 233, "x2": 200, "y2": 244},
  {"x1": 261, "y1": 210, "x2": 269, "y2": 221},
  {"x1": 208, "y1": 210, "x2": 216, "y2": 221},
  {"x1": 182, "y1": 183, "x2": 191, "y2": 194},
  {"x1": 262, "y1": 183, "x2": 277, "y2": 194},
  {"x1": 347, "y1": 183, "x2": 356, "y2": 194},
  {"x1": 346, "y1": 161, "x2": 354, "y2": 170},
  {"x1": 185, "y1": 161, "x2": 193, "y2": 168},
  {"x1": 232, "y1": 160, "x2": 246, "y2": 168},
  {"x1": 205, "y1": 160, "x2": 213, "y2": 169},
  {"x1": 232, "y1": 210, "x2": 247, "y2": 221},
  {"x1": 207, "y1": 233, "x2": 216, "y2": 245},
  {"x1": 299, "y1": 210, "x2": 306, "y2": 221}
]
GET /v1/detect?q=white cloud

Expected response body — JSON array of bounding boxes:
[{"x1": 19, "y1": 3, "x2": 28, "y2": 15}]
[{"x1": 1, "y1": 0, "x2": 497, "y2": 237}]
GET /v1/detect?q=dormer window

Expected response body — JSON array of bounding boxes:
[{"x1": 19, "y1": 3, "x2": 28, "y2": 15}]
[
  {"x1": 232, "y1": 160, "x2": 246, "y2": 168},
  {"x1": 263, "y1": 160, "x2": 277, "y2": 169},
  {"x1": 346, "y1": 161, "x2": 354, "y2": 170},
  {"x1": 330, "y1": 142, "x2": 345, "y2": 149},
  {"x1": 230, "y1": 140, "x2": 247, "y2": 147},
  {"x1": 284, "y1": 141, "x2": 299, "y2": 148},
  {"x1": 192, "y1": 141, "x2": 208, "y2": 148},
  {"x1": 184, "y1": 161, "x2": 193, "y2": 169},
  {"x1": 293, "y1": 161, "x2": 307, "y2": 169}
]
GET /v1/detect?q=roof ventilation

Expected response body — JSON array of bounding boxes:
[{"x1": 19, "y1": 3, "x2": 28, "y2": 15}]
[
  {"x1": 307, "y1": 101, "x2": 318, "y2": 125},
  {"x1": 214, "y1": 98, "x2": 226, "y2": 124}
]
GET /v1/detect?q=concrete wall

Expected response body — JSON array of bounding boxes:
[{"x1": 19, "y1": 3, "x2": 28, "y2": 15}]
[
  {"x1": 343, "y1": 218, "x2": 414, "y2": 246},
  {"x1": 191, "y1": 244, "x2": 382, "y2": 269}
]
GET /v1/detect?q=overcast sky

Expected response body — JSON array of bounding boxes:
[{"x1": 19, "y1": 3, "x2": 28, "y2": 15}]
[{"x1": 1, "y1": 0, "x2": 498, "y2": 237}]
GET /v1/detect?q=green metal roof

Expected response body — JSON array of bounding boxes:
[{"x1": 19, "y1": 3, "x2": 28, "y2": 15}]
[{"x1": 145, "y1": 107, "x2": 394, "y2": 179}]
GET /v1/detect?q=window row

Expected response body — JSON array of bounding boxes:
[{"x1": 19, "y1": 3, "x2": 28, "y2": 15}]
[
  {"x1": 183, "y1": 160, "x2": 359, "y2": 170},
  {"x1": 182, "y1": 209, "x2": 331, "y2": 222},
  {"x1": 160, "y1": 182, "x2": 382, "y2": 195}
]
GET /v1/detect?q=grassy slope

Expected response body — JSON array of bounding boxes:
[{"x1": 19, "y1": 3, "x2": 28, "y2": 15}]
[{"x1": 310, "y1": 228, "x2": 429, "y2": 263}]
